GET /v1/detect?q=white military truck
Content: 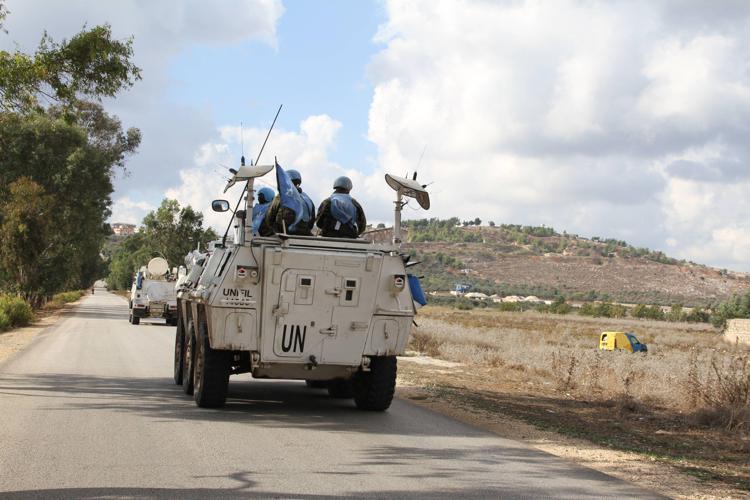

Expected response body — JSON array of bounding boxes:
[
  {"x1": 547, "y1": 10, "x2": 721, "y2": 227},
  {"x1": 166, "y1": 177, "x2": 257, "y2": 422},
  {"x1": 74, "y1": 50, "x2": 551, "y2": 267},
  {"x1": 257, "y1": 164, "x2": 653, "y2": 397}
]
[
  {"x1": 129, "y1": 257, "x2": 179, "y2": 326},
  {"x1": 172, "y1": 161, "x2": 429, "y2": 410}
]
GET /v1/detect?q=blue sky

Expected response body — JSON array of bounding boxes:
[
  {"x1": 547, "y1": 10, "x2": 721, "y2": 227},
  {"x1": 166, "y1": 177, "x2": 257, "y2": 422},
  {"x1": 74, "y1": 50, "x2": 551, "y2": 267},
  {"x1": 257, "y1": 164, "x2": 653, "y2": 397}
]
[
  {"x1": 4, "y1": 1, "x2": 750, "y2": 271},
  {"x1": 168, "y1": 1, "x2": 382, "y2": 172}
]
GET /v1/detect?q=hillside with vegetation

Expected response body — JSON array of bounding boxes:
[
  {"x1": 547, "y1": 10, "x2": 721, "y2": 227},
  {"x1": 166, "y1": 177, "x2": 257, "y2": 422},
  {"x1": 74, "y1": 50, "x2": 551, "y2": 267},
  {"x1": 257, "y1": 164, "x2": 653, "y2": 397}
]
[{"x1": 390, "y1": 218, "x2": 750, "y2": 307}]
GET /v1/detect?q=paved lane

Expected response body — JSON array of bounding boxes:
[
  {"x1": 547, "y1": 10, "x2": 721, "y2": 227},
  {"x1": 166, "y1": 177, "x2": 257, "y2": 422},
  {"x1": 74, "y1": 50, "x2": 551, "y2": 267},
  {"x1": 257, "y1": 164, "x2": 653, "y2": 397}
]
[{"x1": 0, "y1": 292, "x2": 661, "y2": 499}]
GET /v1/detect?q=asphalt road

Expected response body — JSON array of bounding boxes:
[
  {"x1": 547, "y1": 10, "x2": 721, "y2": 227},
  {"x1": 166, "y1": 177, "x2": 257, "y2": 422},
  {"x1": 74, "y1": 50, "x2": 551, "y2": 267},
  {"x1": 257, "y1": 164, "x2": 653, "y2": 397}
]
[{"x1": 0, "y1": 292, "x2": 662, "y2": 499}]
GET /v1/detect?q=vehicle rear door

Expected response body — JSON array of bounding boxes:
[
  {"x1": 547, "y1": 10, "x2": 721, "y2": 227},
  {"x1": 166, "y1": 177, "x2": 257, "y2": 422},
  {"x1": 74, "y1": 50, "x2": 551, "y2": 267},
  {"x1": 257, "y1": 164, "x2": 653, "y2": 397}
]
[{"x1": 269, "y1": 269, "x2": 338, "y2": 362}]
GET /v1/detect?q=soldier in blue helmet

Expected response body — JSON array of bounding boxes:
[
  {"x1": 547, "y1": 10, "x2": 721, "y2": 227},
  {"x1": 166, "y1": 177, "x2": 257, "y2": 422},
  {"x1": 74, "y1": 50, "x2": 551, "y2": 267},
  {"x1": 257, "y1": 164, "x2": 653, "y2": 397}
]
[
  {"x1": 315, "y1": 176, "x2": 366, "y2": 238},
  {"x1": 260, "y1": 168, "x2": 316, "y2": 236},
  {"x1": 251, "y1": 186, "x2": 275, "y2": 235}
]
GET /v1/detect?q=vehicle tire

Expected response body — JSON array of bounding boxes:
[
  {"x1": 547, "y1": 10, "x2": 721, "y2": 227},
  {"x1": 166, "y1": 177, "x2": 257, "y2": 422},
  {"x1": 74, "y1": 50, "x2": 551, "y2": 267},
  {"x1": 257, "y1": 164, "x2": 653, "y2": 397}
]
[
  {"x1": 173, "y1": 314, "x2": 184, "y2": 385},
  {"x1": 305, "y1": 380, "x2": 327, "y2": 389},
  {"x1": 182, "y1": 320, "x2": 195, "y2": 395},
  {"x1": 193, "y1": 318, "x2": 231, "y2": 408},
  {"x1": 128, "y1": 312, "x2": 133, "y2": 324},
  {"x1": 353, "y1": 356, "x2": 397, "y2": 411},
  {"x1": 132, "y1": 316, "x2": 140, "y2": 325},
  {"x1": 327, "y1": 378, "x2": 354, "y2": 398}
]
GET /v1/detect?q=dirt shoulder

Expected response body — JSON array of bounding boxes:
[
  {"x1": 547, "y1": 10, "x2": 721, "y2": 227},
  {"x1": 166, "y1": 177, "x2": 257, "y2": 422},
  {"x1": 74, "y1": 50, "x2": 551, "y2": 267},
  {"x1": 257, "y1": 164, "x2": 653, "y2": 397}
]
[
  {"x1": 0, "y1": 299, "x2": 83, "y2": 364},
  {"x1": 396, "y1": 354, "x2": 748, "y2": 500}
]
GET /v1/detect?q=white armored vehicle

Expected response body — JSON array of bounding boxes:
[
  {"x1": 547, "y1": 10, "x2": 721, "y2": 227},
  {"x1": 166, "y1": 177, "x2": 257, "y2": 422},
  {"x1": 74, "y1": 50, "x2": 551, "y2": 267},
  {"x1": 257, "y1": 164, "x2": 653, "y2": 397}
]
[
  {"x1": 129, "y1": 257, "x2": 178, "y2": 326},
  {"x1": 173, "y1": 160, "x2": 430, "y2": 410}
]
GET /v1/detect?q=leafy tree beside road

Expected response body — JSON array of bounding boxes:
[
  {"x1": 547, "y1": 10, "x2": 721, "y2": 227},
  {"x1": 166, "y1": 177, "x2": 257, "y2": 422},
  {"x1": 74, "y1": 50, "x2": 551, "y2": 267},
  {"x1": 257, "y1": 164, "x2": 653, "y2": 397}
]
[{"x1": 0, "y1": 4, "x2": 141, "y2": 304}]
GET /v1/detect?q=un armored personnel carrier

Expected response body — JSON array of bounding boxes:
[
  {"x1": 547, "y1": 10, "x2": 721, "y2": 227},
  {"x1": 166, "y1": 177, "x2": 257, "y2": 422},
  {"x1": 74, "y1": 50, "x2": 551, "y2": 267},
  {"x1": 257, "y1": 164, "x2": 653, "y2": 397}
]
[
  {"x1": 129, "y1": 257, "x2": 178, "y2": 326},
  {"x1": 173, "y1": 161, "x2": 429, "y2": 411}
]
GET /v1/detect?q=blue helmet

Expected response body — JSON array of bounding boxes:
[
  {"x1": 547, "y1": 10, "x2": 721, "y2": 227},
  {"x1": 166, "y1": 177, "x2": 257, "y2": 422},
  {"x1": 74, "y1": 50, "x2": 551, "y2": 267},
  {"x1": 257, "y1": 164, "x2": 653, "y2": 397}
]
[
  {"x1": 333, "y1": 176, "x2": 353, "y2": 192},
  {"x1": 287, "y1": 169, "x2": 302, "y2": 184},
  {"x1": 257, "y1": 187, "x2": 275, "y2": 204}
]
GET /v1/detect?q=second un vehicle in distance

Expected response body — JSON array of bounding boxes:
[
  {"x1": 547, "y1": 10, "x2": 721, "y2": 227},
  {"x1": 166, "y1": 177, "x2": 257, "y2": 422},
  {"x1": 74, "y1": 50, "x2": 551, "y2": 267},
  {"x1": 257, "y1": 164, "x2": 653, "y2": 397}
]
[{"x1": 129, "y1": 257, "x2": 178, "y2": 326}]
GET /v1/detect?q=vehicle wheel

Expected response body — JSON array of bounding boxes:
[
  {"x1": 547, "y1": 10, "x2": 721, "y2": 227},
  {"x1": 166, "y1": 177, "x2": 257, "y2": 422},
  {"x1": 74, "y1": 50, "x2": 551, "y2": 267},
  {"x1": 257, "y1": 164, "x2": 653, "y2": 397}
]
[
  {"x1": 173, "y1": 314, "x2": 184, "y2": 385},
  {"x1": 305, "y1": 380, "x2": 327, "y2": 389},
  {"x1": 193, "y1": 317, "x2": 231, "y2": 408},
  {"x1": 132, "y1": 316, "x2": 140, "y2": 325},
  {"x1": 182, "y1": 320, "x2": 195, "y2": 395},
  {"x1": 128, "y1": 312, "x2": 133, "y2": 324},
  {"x1": 353, "y1": 356, "x2": 397, "y2": 411},
  {"x1": 327, "y1": 378, "x2": 354, "y2": 398}
]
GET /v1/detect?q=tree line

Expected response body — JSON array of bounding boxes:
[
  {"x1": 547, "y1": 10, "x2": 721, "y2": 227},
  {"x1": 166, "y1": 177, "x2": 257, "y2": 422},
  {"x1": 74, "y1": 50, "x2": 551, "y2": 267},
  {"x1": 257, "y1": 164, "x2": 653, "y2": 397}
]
[
  {"x1": 0, "y1": 4, "x2": 140, "y2": 305},
  {"x1": 0, "y1": 5, "x2": 230, "y2": 304},
  {"x1": 107, "y1": 199, "x2": 217, "y2": 291}
]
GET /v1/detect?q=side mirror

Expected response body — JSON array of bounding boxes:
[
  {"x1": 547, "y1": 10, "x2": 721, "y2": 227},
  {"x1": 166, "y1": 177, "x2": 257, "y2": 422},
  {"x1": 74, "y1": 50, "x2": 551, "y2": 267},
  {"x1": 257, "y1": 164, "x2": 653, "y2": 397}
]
[{"x1": 212, "y1": 200, "x2": 230, "y2": 212}]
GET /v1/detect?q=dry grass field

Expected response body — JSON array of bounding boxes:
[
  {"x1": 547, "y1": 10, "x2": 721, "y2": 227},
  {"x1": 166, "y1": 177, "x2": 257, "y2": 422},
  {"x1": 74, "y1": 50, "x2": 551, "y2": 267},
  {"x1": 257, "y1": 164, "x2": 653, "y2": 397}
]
[{"x1": 402, "y1": 307, "x2": 750, "y2": 493}]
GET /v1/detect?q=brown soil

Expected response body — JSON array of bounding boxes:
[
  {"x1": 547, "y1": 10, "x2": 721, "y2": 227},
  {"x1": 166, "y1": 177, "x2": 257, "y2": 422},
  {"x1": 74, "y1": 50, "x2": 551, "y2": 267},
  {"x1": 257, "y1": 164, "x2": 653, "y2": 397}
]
[
  {"x1": 0, "y1": 300, "x2": 82, "y2": 364},
  {"x1": 396, "y1": 354, "x2": 750, "y2": 499}
]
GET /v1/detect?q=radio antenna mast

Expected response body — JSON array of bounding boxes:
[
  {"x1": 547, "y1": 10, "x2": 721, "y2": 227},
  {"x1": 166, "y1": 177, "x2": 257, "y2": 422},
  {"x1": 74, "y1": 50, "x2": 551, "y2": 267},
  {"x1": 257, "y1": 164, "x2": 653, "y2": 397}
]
[
  {"x1": 221, "y1": 104, "x2": 283, "y2": 246},
  {"x1": 416, "y1": 144, "x2": 427, "y2": 170}
]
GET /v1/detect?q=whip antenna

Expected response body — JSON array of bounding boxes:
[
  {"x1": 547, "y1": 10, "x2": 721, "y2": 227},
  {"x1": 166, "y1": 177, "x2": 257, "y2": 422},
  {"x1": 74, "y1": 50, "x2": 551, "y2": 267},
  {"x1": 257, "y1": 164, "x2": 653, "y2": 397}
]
[
  {"x1": 221, "y1": 104, "x2": 283, "y2": 246},
  {"x1": 416, "y1": 144, "x2": 427, "y2": 170}
]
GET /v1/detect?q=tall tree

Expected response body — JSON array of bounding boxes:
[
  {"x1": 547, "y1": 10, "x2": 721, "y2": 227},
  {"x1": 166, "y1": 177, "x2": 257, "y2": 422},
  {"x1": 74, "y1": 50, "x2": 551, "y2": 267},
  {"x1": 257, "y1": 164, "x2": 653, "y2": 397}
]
[
  {"x1": 142, "y1": 199, "x2": 219, "y2": 267},
  {"x1": 0, "y1": 22, "x2": 140, "y2": 112},
  {"x1": 0, "y1": 108, "x2": 140, "y2": 293},
  {"x1": 0, "y1": 9, "x2": 141, "y2": 298},
  {"x1": 0, "y1": 178, "x2": 59, "y2": 304}
]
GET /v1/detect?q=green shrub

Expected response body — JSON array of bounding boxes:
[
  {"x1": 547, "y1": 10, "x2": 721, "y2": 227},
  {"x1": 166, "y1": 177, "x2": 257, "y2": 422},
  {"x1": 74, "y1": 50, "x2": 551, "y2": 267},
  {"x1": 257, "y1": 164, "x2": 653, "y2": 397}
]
[
  {"x1": 632, "y1": 303, "x2": 666, "y2": 320},
  {"x1": 45, "y1": 290, "x2": 86, "y2": 309},
  {"x1": 685, "y1": 307, "x2": 710, "y2": 323},
  {"x1": 667, "y1": 304, "x2": 685, "y2": 322},
  {"x1": 0, "y1": 310, "x2": 11, "y2": 332},
  {"x1": 498, "y1": 302, "x2": 521, "y2": 312},
  {"x1": 51, "y1": 290, "x2": 85, "y2": 304},
  {"x1": 0, "y1": 295, "x2": 34, "y2": 330},
  {"x1": 549, "y1": 296, "x2": 572, "y2": 315},
  {"x1": 456, "y1": 299, "x2": 474, "y2": 310},
  {"x1": 711, "y1": 289, "x2": 750, "y2": 327},
  {"x1": 578, "y1": 301, "x2": 627, "y2": 318}
]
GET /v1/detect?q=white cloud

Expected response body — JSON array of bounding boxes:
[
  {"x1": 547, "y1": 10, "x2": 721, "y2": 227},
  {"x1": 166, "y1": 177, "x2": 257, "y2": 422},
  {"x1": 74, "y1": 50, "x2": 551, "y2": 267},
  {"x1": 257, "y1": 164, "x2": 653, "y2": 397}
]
[
  {"x1": 367, "y1": 0, "x2": 750, "y2": 270},
  {"x1": 110, "y1": 197, "x2": 155, "y2": 225},
  {"x1": 165, "y1": 114, "x2": 354, "y2": 231}
]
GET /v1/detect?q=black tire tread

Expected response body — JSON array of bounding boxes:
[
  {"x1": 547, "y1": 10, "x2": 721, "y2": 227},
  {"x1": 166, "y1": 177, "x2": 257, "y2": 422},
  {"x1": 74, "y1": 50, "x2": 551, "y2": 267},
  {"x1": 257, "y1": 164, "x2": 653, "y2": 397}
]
[
  {"x1": 193, "y1": 319, "x2": 231, "y2": 408},
  {"x1": 181, "y1": 321, "x2": 195, "y2": 395},
  {"x1": 353, "y1": 356, "x2": 397, "y2": 411},
  {"x1": 173, "y1": 314, "x2": 184, "y2": 385}
]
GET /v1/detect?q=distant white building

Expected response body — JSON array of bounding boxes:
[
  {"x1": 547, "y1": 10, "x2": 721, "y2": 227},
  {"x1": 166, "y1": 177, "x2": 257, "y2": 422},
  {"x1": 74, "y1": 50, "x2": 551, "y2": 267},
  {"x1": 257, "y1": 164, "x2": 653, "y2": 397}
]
[
  {"x1": 112, "y1": 223, "x2": 136, "y2": 236},
  {"x1": 500, "y1": 295, "x2": 522, "y2": 303}
]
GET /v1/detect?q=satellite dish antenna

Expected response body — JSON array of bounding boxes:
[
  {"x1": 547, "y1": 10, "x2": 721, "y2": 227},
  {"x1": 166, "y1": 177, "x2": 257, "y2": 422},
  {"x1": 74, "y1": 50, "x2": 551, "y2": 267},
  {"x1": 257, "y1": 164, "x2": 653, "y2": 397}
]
[
  {"x1": 147, "y1": 257, "x2": 170, "y2": 277},
  {"x1": 385, "y1": 174, "x2": 431, "y2": 209},
  {"x1": 223, "y1": 164, "x2": 274, "y2": 193},
  {"x1": 385, "y1": 172, "x2": 431, "y2": 245}
]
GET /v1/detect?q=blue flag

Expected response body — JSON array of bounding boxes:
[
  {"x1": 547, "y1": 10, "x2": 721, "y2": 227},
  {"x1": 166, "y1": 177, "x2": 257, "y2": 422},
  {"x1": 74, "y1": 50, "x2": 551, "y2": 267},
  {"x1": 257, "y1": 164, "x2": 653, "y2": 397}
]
[{"x1": 275, "y1": 162, "x2": 304, "y2": 230}]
